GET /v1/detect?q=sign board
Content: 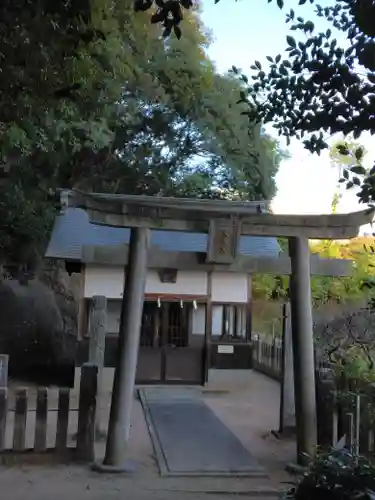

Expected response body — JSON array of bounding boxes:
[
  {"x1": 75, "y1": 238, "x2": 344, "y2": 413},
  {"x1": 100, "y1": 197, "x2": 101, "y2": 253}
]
[
  {"x1": 217, "y1": 345, "x2": 234, "y2": 355},
  {"x1": 207, "y1": 218, "x2": 241, "y2": 264}
]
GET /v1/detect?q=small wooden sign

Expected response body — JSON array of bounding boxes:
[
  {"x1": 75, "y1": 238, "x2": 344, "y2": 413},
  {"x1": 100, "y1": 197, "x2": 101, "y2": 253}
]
[
  {"x1": 218, "y1": 345, "x2": 234, "y2": 354},
  {"x1": 207, "y1": 218, "x2": 241, "y2": 264}
]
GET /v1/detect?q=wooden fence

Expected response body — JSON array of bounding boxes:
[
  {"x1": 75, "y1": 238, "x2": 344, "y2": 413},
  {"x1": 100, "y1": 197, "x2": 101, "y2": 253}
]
[
  {"x1": 316, "y1": 377, "x2": 375, "y2": 456},
  {"x1": 0, "y1": 362, "x2": 98, "y2": 464},
  {"x1": 252, "y1": 337, "x2": 282, "y2": 380},
  {"x1": 252, "y1": 337, "x2": 375, "y2": 456}
]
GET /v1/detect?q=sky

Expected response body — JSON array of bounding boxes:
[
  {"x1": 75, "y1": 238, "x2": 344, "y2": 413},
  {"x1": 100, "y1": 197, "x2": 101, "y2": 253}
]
[{"x1": 200, "y1": 0, "x2": 375, "y2": 230}]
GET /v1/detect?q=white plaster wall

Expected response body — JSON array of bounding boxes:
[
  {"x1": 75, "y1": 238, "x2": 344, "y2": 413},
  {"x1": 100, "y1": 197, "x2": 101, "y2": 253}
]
[
  {"x1": 84, "y1": 266, "x2": 124, "y2": 298},
  {"x1": 211, "y1": 272, "x2": 248, "y2": 303},
  {"x1": 84, "y1": 266, "x2": 208, "y2": 298},
  {"x1": 212, "y1": 305, "x2": 223, "y2": 337},
  {"x1": 191, "y1": 305, "x2": 206, "y2": 335},
  {"x1": 146, "y1": 270, "x2": 207, "y2": 296},
  {"x1": 106, "y1": 301, "x2": 121, "y2": 334}
]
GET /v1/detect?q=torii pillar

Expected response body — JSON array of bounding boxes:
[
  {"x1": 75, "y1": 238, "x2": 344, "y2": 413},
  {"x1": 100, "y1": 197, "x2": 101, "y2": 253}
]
[
  {"x1": 96, "y1": 227, "x2": 151, "y2": 471},
  {"x1": 288, "y1": 236, "x2": 317, "y2": 465}
]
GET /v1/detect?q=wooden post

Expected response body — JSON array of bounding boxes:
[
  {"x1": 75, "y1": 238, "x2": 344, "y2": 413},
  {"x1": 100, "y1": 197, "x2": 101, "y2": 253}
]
[
  {"x1": 289, "y1": 237, "x2": 317, "y2": 465},
  {"x1": 257, "y1": 338, "x2": 262, "y2": 366},
  {"x1": 100, "y1": 227, "x2": 150, "y2": 471},
  {"x1": 0, "y1": 355, "x2": 9, "y2": 387},
  {"x1": 355, "y1": 394, "x2": 361, "y2": 457},
  {"x1": 0, "y1": 387, "x2": 7, "y2": 451},
  {"x1": 204, "y1": 272, "x2": 213, "y2": 383},
  {"x1": 56, "y1": 388, "x2": 70, "y2": 453},
  {"x1": 13, "y1": 388, "x2": 28, "y2": 451},
  {"x1": 347, "y1": 412, "x2": 355, "y2": 453},
  {"x1": 160, "y1": 302, "x2": 169, "y2": 381},
  {"x1": 246, "y1": 275, "x2": 252, "y2": 342},
  {"x1": 278, "y1": 302, "x2": 296, "y2": 435},
  {"x1": 88, "y1": 295, "x2": 107, "y2": 438},
  {"x1": 77, "y1": 268, "x2": 87, "y2": 341},
  {"x1": 332, "y1": 391, "x2": 339, "y2": 446},
  {"x1": 0, "y1": 354, "x2": 9, "y2": 451},
  {"x1": 76, "y1": 363, "x2": 98, "y2": 462},
  {"x1": 34, "y1": 388, "x2": 48, "y2": 452},
  {"x1": 368, "y1": 428, "x2": 374, "y2": 453},
  {"x1": 274, "y1": 341, "x2": 278, "y2": 372}
]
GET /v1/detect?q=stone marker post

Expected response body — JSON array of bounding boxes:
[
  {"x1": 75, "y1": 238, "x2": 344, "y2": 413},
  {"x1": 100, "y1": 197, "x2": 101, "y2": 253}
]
[
  {"x1": 88, "y1": 295, "x2": 107, "y2": 438},
  {"x1": 0, "y1": 354, "x2": 8, "y2": 450},
  {"x1": 279, "y1": 302, "x2": 296, "y2": 434}
]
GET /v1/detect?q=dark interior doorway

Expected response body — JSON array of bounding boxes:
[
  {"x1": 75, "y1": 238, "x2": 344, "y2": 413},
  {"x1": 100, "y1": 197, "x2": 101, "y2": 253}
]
[{"x1": 136, "y1": 301, "x2": 205, "y2": 385}]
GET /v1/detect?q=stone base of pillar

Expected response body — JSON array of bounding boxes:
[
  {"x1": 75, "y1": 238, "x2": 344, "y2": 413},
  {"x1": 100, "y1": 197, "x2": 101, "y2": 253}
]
[{"x1": 91, "y1": 460, "x2": 138, "y2": 474}]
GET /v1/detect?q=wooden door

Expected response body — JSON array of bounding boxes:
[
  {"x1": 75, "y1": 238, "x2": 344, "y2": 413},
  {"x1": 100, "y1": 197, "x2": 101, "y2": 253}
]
[
  {"x1": 136, "y1": 302, "x2": 163, "y2": 383},
  {"x1": 136, "y1": 301, "x2": 205, "y2": 385},
  {"x1": 164, "y1": 303, "x2": 205, "y2": 384}
]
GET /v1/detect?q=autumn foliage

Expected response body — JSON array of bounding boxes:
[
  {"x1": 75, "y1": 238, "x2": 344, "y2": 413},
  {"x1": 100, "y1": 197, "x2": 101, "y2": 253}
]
[{"x1": 252, "y1": 236, "x2": 375, "y2": 306}]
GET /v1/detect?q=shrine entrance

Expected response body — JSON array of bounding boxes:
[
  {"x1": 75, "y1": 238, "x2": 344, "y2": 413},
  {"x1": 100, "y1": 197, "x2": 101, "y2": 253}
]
[
  {"x1": 60, "y1": 189, "x2": 374, "y2": 468},
  {"x1": 136, "y1": 301, "x2": 206, "y2": 384}
]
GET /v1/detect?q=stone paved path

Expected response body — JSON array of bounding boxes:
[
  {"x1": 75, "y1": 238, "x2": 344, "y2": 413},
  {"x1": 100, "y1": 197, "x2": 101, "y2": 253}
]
[
  {"x1": 139, "y1": 387, "x2": 266, "y2": 476},
  {"x1": 2, "y1": 369, "x2": 295, "y2": 499}
]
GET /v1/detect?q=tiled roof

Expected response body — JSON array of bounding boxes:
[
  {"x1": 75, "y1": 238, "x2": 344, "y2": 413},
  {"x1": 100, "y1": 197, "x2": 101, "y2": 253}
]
[{"x1": 45, "y1": 208, "x2": 281, "y2": 260}]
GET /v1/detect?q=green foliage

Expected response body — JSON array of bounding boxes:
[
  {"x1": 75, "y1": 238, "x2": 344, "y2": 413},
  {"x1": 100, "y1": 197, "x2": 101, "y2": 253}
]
[
  {"x1": 283, "y1": 447, "x2": 375, "y2": 500},
  {"x1": 327, "y1": 137, "x2": 371, "y2": 194},
  {"x1": 339, "y1": 352, "x2": 375, "y2": 382},
  {"x1": 0, "y1": 0, "x2": 285, "y2": 268},
  {"x1": 251, "y1": 301, "x2": 284, "y2": 336},
  {"x1": 133, "y1": 0, "x2": 192, "y2": 37},
  {"x1": 136, "y1": 0, "x2": 375, "y2": 207},
  {"x1": 233, "y1": 0, "x2": 375, "y2": 151},
  {"x1": 330, "y1": 137, "x2": 368, "y2": 171},
  {"x1": 0, "y1": 0, "x2": 125, "y2": 164},
  {"x1": 252, "y1": 238, "x2": 375, "y2": 306},
  {"x1": 135, "y1": 0, "x2": 375, "y2": 214},
  {"x1": 135, "y1": 0, "x2": 375, "y2": 209},
  {"x1": 222, "y1": 0, "x2": 375, "y2": 207}
]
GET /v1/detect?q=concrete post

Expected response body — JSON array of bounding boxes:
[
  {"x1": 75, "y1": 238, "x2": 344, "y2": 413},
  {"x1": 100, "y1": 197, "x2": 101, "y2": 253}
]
[
  {"x1": 288, "y1": 236, "x2": 317, "y2": 466},
  {"x1": 279, "y1": 302, "x2": 296, "y2": 434},
  {"x1": 96, "y1": 227, "x2": 150, "y2": 472},
  {"x1": 88, "y1": 295, "x2": 107, "y2": 438}
]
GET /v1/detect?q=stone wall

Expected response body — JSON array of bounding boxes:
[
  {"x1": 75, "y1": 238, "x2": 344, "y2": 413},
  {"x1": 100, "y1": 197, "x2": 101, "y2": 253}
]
[{"x1": 0, "y1": 260, "x2": 79, "y2": 385}]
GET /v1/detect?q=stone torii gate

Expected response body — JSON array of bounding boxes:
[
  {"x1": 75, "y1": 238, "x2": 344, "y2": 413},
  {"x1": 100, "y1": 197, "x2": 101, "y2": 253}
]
[{"x1": 60, "y1": 189, "x2": 374, "y2": 470}]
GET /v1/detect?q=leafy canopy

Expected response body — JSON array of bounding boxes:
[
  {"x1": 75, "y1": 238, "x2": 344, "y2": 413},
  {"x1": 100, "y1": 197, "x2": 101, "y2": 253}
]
[
  {"x1": 0, "y1": 0, "x2": 121, "y2": 164},
  {"x1": 0, "y1": 0, "x2": 285, "y2": 271},
  {"x1": 231, "y1": 0, "x2": 375, "y2": 205},
  {"x1": 136, "y1": 0, "x2": 375, "y2": 204}
]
